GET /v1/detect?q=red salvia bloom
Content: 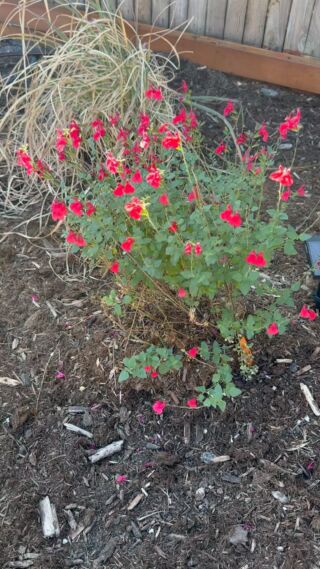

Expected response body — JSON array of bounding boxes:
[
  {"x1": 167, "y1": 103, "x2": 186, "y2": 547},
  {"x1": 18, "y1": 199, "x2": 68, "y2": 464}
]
[
  {"x1": 92, "y1": 118, "x2": 106, "y2": 141},
  {"x1": 299, "y1": 305, "x2": 317, "y2": 320},
  {"x1": 187, "y1": 346, "x2": 199, "y2": 359},
  {"x1": 187, "y1": 398, "x2": 198, "y2": 408},
  {"x1": 86, "y1": 202, "x2": 96, "y2": 216},
  {"x1": 105, "y1": 152, "x2": 119, "y2": 174},
  {"x1": 297, "y1": 185, "x2": 305, "y2": 197},
  {"x1": 146, "y1": 167, "x2": 162, "y2": 188},
  {"x1": 215, "y1": 142, "x2": 227, "y2": 155},
  {"x1": 98, "y1": 167, "x2": 106, "y2": 181},
  {"x1": 113, "y1": 183, "x2": 125, "y2": 197},
  {"x1": 70, "y1": 199, "x2": 84, "y2": 217},
  {"x1": 56, "y1": 129, "x2": 67, "y2": 159},
  {"x1": 152, "y1": 400, "x2": 166, "y2": 414},
  {"x1": 151, "y1": 371, "x2": 158, "y2": 378},
  {"x1": 158, "y1": 123, "x2": 170, "y2": 133},
  {"x1": 223, "y1": 100, "x2": 234, "y2": 117},
  {"x1": 162, "y1": 133, "x2": 181, "y2": 149},
  {"x1": 121, "y1": 237, "x2": 135, "y2": 252},
  {"x1": 194, "y1": 242, "x2": 203, "y2": 256},
  {"x1": 280, "y1": 189, "x2": 291, "y2": 201},
  {"x1": 108, "y1": 112, "x2": 120, "y2": 126},
  {"x1": 158, "y1": 193, "x2": 169, "y2": 206},
  {"x1": 125, "y1": 197, "x2": 143, "y2": 220},
  {"x1": 145, "y1": 86, "x2": 163, "y2": 101},
  {"x1": 267, "y1": 322, "x2": 279, "y2": 336},
  {"x1": 184, "y1": 242, "x2": 193, "y2": 255},
  {"x1": 110, "y1": 261, "x2": 120, "y2": 273},
  {"x1": 269, "y1": 165, "x2": 294, "y2": 187},
  {"x1": 236, "y1": 133, "x2": 247, "y2": 145},
  {"x1": 173, "y1": 108, "x2": 187, "y2": 124},
  {"x1": 178, "y1": 288, "x2": 187, "y2": 298},
  {"x1": 131, "y1": 170, "x2": 143, "y2": 184},
  {"x1": 51, "y1": 200, "x2": 68, "y2": 221},
  {"x1": 258, "y1": 123, "x2": 269, "y2": 143},
  {"x1": 138, "y1": 113, "x2": 150, "y2": 135},
  {"x1": 16, "y1": 148, "x2": 34, "y2": 175},
  {"x1": 69, "y1": 120, "x2": 81, "y2": 149},
  {"x1": 168, "y1": 221, "x2": 178, "y2": 233},
  {"x1": 220, "y1": 204, "x2": 242, "y2": 227},
  {"x1": 245, "y1": 251, "x2": 267, "y2": 267},
  {"x1": 124, "y1": 181, "x2": 135, "y2": 194},
  {"x1": 66, "y1": 230, "x2": 87, "y2": 247}
]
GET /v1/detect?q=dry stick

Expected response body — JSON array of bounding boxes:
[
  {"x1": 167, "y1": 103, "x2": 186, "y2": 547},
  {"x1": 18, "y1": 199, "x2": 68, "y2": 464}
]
[{"x1": 36, "y1": 350, "x2": 55, "y2": 412}]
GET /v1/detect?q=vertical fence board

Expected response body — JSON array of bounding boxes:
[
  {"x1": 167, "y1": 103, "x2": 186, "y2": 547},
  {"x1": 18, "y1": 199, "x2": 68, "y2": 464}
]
[
  {"x1": 152, "y1": 0, "x2": 169, "y2": 27},
  {"x1": 243, "y1": 0, "x2": 269, "y2": 46},
  {"x1": 224, "y1": 0, "x2": 248, "y2": 42},
  {"x1": 117, "y1": 0, "x2": 135, "y2": 20},
  {"x1": 170, "y1": 0, "x2": 189, "y2": 27},
  {"x1": 188, "y1": 0, "x2": 207, "y2": 34},
  {"x1": 136, "y1": 0, "x2": 152, "y2": 23},
  {"x1": 205, "y1": 0, "x2": 227, "y2": 38},
  {"x1": 305, "y1": 0, "x2": 320, "y2": 57},
  {"x1": 263, "y1": 0, "x2": 293, "y2": 51},
  {"x1": 284, "y1": 0, "x2": 316, "y2": 52},
  {"x1": 99, "y1": 0, "x2": 117, "y2": 10}
]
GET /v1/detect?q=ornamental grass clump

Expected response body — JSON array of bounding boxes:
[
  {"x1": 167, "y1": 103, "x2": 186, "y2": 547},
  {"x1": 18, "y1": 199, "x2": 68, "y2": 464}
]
[
  {"x1": 0, "y1": 1, "x2": 179, "y2": 212},
  {"x1": 16, "y1": 80, "x2": 316, "y2": 411}
]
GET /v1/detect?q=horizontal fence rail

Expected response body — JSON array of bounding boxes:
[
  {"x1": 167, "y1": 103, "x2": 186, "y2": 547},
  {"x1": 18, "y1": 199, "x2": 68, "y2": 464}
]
[{"x1": 47, "y1": 0, "x2": 320, "y2": 57}]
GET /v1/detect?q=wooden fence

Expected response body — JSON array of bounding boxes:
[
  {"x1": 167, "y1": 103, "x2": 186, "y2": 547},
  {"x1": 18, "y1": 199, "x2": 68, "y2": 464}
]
[{"x1": 58, "y1": 0, "x2": 320, "y2": 57}]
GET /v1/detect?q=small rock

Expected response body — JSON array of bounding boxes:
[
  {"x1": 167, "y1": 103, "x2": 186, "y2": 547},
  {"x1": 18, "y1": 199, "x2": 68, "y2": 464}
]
[
  {"x1": 195, "y1": 487, "x2": 205, "y2": 501},
  {"x1": 229, "y1": 525, "x2": 248, "y2": 545},
  {"x1": 279, "y1": 143, "x2": 293, "y2": 150},
  {"x1": 201, "y1": 451, "x2": 216, "y2": 464},
  {"x1": 260, "y1": 87, "x2": 279, "y2": 98},
  {"x1": 272, "y1": 491, "x2": 289, "y2": 504}
]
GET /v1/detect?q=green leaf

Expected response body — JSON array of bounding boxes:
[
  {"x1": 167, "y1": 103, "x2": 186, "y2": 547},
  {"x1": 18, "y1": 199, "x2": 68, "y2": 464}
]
[{"x1": 118, "y1": 370, "x2": 129, "y2": 382}]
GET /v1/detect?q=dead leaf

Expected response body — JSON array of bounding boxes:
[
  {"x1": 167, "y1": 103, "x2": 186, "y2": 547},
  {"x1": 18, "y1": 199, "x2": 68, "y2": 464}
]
[
  {"x1": 0, "y1": 377, "x2": 20, "y2": 387},
  {"x1": 11, "y1": 405, "x2": 35, "y2": 431},
  {"x1": 229, "y1": 525, "x2": 248, "y2": 545}
]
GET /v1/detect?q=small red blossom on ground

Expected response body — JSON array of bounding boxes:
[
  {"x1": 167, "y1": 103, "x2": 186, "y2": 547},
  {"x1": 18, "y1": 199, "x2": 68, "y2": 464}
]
[
  {"x1": 70, "y1": 199, "x2": 84, "y2": 217},
  {"x1": 125, "y1": 197, "x2": 144, "y2": 220},
  {"x1": 108, "y1": 112, "x2": 120, "y2": 126},
  {"x1": 115, "y1": 474, "x2": 128, "y2": 485},
  {"x1": 105, "y1": 152, "x2": 119, "y2": 174},
  {"x1": 215, "y1": 142, "x2": 227, "y2": 155},
  {"x1": 194, "y1": 242, "x2": 203, "y2": 256},
  {"x1": 121, "y1": 237, "x2": 135, "y2": 252},
  {"x1": 168, "y1": 221, "x2": 178, "y2": 233},
  {"x1": 146, "y1": 167, "x2": 162, "y2": 188},
  {"x1": 152, "y1": 400, "x2": 166, "y2": 414},
  {"x1": 92, "y1": 118, "x2": 106, "y2": 141},
  {"x1": 109, "y1": 261, "x2": 120, "y2": 273},
  {"x1": 297, "y1": 185, "x2": 306, "y2": 197},
  {"x1": 178, "y1": 288, "x2": 187, "y2": 298},
  {"x1": 187, "y1": 398, "x2": 198, "y2": 408},
  {"x1": 281, "y1": 189, "x2": 291, "y2": 201},
  {"x1": 223, "y1": 100, "x2": 234, "y2": 117},
  {"x1": 51, "y1": 200, "x2": 68, "y2": 221},
  {"x1": 245, "y1": 251, "x2": 267, "y2": 267},
  {"x1": 269, "y1": 165, "x2": 294, "y2": 187},
  {"x1": 55, "y1": 371, "x2": 65, "y2": 379},
  {"x1": 158, "y1": 193, "x2": 169, "y2": 206},
  {"x1": 187, "y1": 346, "x2": 199, "y2": 359},
  {"x1": 66, "y1": 231, "x2": 87, "y2": 247},
  {"x1": 151, "y1": 371, "x2": 158, "y2": 378},
  {"x1": 162, "y1": 132, "x2": 181, "y2": 149},
  {"x1": 258, "y1": 122, "x2": 269, "y2": 143},
  {"x1": 86, "y1": 202, "x2": 96, "y2": 216},
  {"x1": 267, "y1": 322, "x2": 279, "y2": 336},
  {"x1": 299, "y1": 305, "x2": 317, "y2": 320},
  {"x1": 131, "y1": 170, "x2": 143, "y2": 184},
  {"x1": 145, "y1": 86, "x2": 163, "y2": 101}
]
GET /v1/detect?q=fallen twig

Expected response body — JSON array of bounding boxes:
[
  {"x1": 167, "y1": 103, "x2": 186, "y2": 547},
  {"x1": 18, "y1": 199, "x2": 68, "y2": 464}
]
[
  {"x1": 39, "y1": 496, "x2": 60, "y2": 538},
  {"x1": 88, "y1": 440, "x2": 124, "y2": 464},
  {"x1": 300, "y1": 383, "x2": 320, "y2": 416},
  {"x1": 63, "y1": 423, "x2": 93, "y2": 439}
]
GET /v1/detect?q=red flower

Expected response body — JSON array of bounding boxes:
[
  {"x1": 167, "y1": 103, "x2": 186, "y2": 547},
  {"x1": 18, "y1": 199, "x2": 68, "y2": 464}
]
[
  {"x1": 98, "y1": 167, "x2": 106, "y2": 181},
  {"x1": 280, "y1": 190, "x2": 291, "y2": 202},
  {"x1": 124, "y1": 181, "x2": 135, "y2": 195},
  {"x1": 236, "y1": 133, "x2": 247, "y2": 145},
  {"x1": 267, "y1": 322, "x2": 279, "y2": 336},
  {"x1": 184, "y1": 242, "x2": 193, "y2": 255},
  {"x1": 152, "y1": 400, "x2": 166, "y2": 414},
  {"x1": 151, "y1": 371, "x2": 158, "y2": 378},
  {"x1": 105, "y1": 152, "x2": 119, "y2": 174},
  {"x1": 92, "y1": 118, "x2": 106, "y2": 141},
  {"x1": 297, "y1": 185, "x2": 305, "y2": 197},
  {"x1": 245, "y1": 251, "x2": 267, "y2": 267},
  {"x1": 279, "y1": 122, "x2": 289, "y2": 139},
  {"x1": 70, "y1": 199, "x2": 84, "y2": 217},
  {"x1": 223, "y1": 100, "x2": 234, "y2": 117},
  {"x1": 168, "y1": 221, "x2": 178, "y2": 233},
  {"x1": 121, "y1": 237, "x2": 135, "y2": 252},
  {"x1": 56, "y1": 129, "x2": 67, "y2": 158},
  {"x1": 144, "y1": 366, "x2": 152, "y2": 372},
  {"x1": 86, "y1": 202, "x2": 96, "y2": 216},
  {"x1": 17, "y1": 148, "x2": 34, "y2": 175},
  {"x1": 181, "y1": 80, "x2": 188, "y2": 93},
  {"x1": 66, "y1": 230, "x2": 87, "y2": 247},
  {"x1": 299, "y1": 305, "x2": 317, "y2": 320},
  {"x1": 269, "y1": 165, "x2": 294, "y2": 187},
  {"x1": 51, "y1": 200, "x2": 68, "y2": 221},
  {"x1": 125, "y1": 197, "x2": 143, "y2": 220},
  {"x1": 146, "y1": 167, "x2": 162, "y2": 189},
  {"x1": 69, "y1": 120, "x2": 81, "y2": 149},
  {"x1": 279, "y1": 108, "x2": 301, "y2": 139},
  {"x1": 178, "y1": 288, "x2": 187, "y2": 298},
  {"x1": 117, "y1": 127, "x2": 129, "y2": 142},
  {"x1": 158, "y1": 193, "x2": 169, "y2": 206},
  {"x1": 194, "y1": 242, "x2": 203, "y2": 256},
  {"x1": 108, "y1": 112, "x2": 120, "y2": 126},
  {"x1": 215, "y1": 143, "x2": 227, "y2": 155},
  {"x1": 145, "y1": 86, "x2": 163, "y2": 101},
  {"x1": 258, "y1": 123, "x2": 269, "y2": 143},
  {"x1": 187, "y1": 398, "x2": 198, "y2": 408},
  {"x1": 220, "y1": 204, "x2": 242, "y2": 227},
  {"x1": 187, "y1": 346, "x2": 199, "y2": 359},
  {"x1": 131, "y1": 170, "x2": 143, "y2": 184},
  {"x1": 138, "y1": 113, "x2": 150, "y2": 135},
  {"x1": 173, "y1": 109, "x2": 187, "y2": 124},
  {"x1": 110, "y1": 261, "x2": 120, "y2": 273},
  {"x1": 115, "y1": 474, "x2": 128, "y2": 485},
  {"x1": 162, "y1": 133, "x2": 181, "y2": 149}
]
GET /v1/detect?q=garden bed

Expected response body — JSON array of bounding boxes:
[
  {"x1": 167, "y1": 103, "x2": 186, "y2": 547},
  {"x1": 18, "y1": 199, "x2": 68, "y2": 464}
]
[{"x1": 1, "y1": 61, "x2": 320, "y2": 569}]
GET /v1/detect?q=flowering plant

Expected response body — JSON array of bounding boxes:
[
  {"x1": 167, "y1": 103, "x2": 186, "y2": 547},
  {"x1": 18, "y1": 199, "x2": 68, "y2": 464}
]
[{"x1": 17, "y1": 90, "x2": 316, "y2": 411}]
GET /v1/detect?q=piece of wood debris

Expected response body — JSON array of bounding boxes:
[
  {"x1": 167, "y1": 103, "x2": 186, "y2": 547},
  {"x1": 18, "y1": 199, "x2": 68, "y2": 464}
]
[
  {"x1": 93, "y1": 539, "x2": 116, "y2": 568},
  {"x1": 63, "y1": 422, "x2": 93, "y2": 439},
  {"x1": 67, "y1": 405, "x2": 88, "y2": 414},
  {"x1": 154, "y1": 545, "x2": 167, "y2": 559},
  {"x1": 0, "y1": 376, "x2": 20, "y2": 387},
  {"x1": 65, "y1": 509, "x2": 77, "y2": 531},
  {"x1": 183, "y1": 422, "x2": 191, "y2": 445},
  {"x1": 311, "y1": 347, "x2": 320, "y2": 361},
  {"x1": 300, "y1": 383, "x2": 320, "y2": 417},
  {"x1": 88, "y1": 440, "x2": 124, "y2": 464},
  {"x1": 276, "y1": 358, "x2": 293, "y2": 364},
  {"x1": 296, "y1": 364, "x2": 312, "y2": 377},
  {"x1": 212, "y1": 455, "x2": 231, "y2": 464},
  {"x1": 272, "y1": 491, "x2": 289, "y2": 504},
  {"x1": 46, "y1": 300, "x2": 58, "y2": 318},
  {"x1": 127, "y1": 493, "x2": 144, "y2": 511},
  {"x1": 39, "y1": 496, "x2": 60, "y2": 538},
  {"x1": 8, "y1": 562, "x2": 34, "y2": 568},
  {"x1": 229, "y1": 525, "x2": 248, "y2": 545}
]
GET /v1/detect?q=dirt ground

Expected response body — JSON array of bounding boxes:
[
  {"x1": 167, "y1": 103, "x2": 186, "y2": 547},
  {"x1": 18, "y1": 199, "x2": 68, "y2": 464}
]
[{"x1": 1, "y1": 61, "x2": 320, "y2": 569}]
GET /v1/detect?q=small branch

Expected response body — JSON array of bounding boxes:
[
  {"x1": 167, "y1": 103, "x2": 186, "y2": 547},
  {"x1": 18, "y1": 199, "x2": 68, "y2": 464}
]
[
  {"x1": 63, "y1": 422, "x2": 93, "y2": 439},
  {"x1": 88, "y1": 440, "x2": 124, "y2": 464}
]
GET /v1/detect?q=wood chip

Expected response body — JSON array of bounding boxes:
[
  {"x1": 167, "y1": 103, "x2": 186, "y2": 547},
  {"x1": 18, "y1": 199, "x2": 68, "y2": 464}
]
[
  {"x1": 296, "y1": 364, "x2": 312, "y2": 376},
  {"x1": 154, "y1": 545, "x2": 167, "y2": 559},
  {"x1": 276, "y1": 358, "x2": 293, "y2": 364},
  {"x1": 63, "y1": 422, "x2": 93, "y2": 439},
  {"x1": 88, "y1": 440, "x2": 124, "y2": 464},
  {"x1": 8, "y1": 562, "x2": 34, "y2": 568},
  {"x1": 229, "y1": 525, "x2": 248, "y2": 545},
  {"x1": 211, "y1": 455, "x2": 231, "y2": 464},
  {"x1": 300, "y1": 383, "x2": 320, "y2": 417},
  {"x1": 39, "y1": 496, "x2": 60, "y2": 538},
  {"x1": 127, "y1": 493, "x2": 144, "y2": 511},
  {"x1": 93, "y1": 539, "x2": 116, "y2": 567},
  {"x1": 0, "y1": 376, "x2": 20, "y2": 387},
  {"x1": 183, "y1": 422, "x2": 191, "y2": 445}
]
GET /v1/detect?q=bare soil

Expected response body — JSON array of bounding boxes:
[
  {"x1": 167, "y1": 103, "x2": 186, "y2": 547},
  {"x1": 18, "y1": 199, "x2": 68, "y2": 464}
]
[{"x1": 1, "y1": 62, "x2": 320, "y2": 569}]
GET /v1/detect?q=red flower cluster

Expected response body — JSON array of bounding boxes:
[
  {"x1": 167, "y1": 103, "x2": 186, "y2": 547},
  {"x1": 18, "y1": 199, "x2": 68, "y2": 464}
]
[
  {"x1": 269, "y1": 165, "x2": 294, "y2": 187},
  {"x1": 178, "y1": 288, "x2": 187, "y2": 298},
  {"x1": 152, "y1": 400, "x2": 166, "y2": 414},
  {"x1": 51, "y1": 200, "x2": 68, "y2": 221},
  {"x1": 162, "y1": 133, "x2": 181, "y2": 150},
  {"x1": 168, "y1": 221, "x2": 178, "y2": 233},
  {"x1": 125, "y1": 197, "x2": 144, "y2": 220},
  {"x1": 106, "y1": 152, "x2": 119, "y2": 175},
  {"x1": 299, "y1": 305, "x2": 317, "y2": 320},
  {"x1": 131, "y1": 170, "x2": 143, "y2": 184},
  {"x1": 236, "y1": 133, "x2": 247, "y2": 145},
  {"x1": 215, "y1": 142, "x2": 227, "y2": 155},
  {"x1": 145, "y1": 86, "x2": 163, "y2": 101},
  {"x1": 220, "y1": 204, "x2": 242, "y2": 227},
  {"x1": 184, "y1": 242, "x2": 202, "y2": 256},
  {"x1": 70, "y1": 199, "x2": 84, "y2": 216},
  {"x1": 66, "y1": 230, "x2": 87, "y2": 247},
  {"x1": 69, "y1": 120, "x2": 82, "y2": 149},
  {"x1": 146, "y1": 166, "x2": 162, "y2": 188},
  {"x1": 51, "y1": 199, "x2": 95, "y2": 221},
  {"x1": 158, "y1": 193, "x2": 169, "y2": 206},
  {"x1": 145, "y1": 366, "x2": 158, "y2": 378},
  {"x1": 121, "y1": 237, "x2": 135, "y2": 252},
  {"x1": 92, "y1": 119, "x2": 106, "y2": 141},
  {"x1": 110, "y1": 261, "x2": 120, "y2": 273},
  {"x1": 266, "y1": 322, "x2": 279, "y2": 336},
  {"x1": 223, "y1": 100, "x2": 234, "y2": 117},
  {"x1": 245, "y1": 251, "x2": 267, "y2": 267},
  {"x1": 279, "y1": 108, "x2": 301, "y2": 139},
  {"x1": 113, "y1": 181, "x2": 135, "y2": 197},
  {"x1": 16, "y1": 148, "x2": 34, "y2": 175},
  {"x1": 258, "y1": 122, "x2": 269, "y2": 143},
  {"x1": 187, "y1": 346, "x2": 199, "y2": 359},
  {"x1": 56, "y1": 129, "x2": 67, "y2": 160}
]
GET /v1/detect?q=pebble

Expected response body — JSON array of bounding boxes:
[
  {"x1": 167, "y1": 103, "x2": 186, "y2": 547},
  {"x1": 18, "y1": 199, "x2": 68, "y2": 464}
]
[
  {"x1": 272, "y1": 491, "x2": 289, "y2": 504},
  {"x1": 201, "y1": 451, "x2": 216, "y2": 464},
  {"x1": 260, "y1": 87, "x2": 279, "y2": 98},
  {"x1": 195, "y1": 487, "x2": 205, "y2": 501}
]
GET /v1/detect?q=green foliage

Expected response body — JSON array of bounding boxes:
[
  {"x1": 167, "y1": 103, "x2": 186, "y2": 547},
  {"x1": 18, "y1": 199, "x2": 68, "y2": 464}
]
[{"x1": 119, "y1": 346, "x2": 183, "y2": 382}]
